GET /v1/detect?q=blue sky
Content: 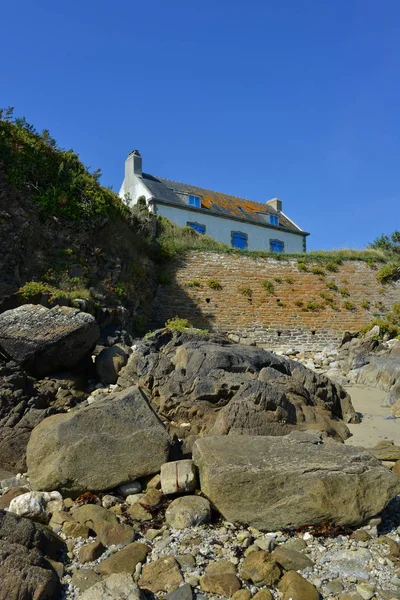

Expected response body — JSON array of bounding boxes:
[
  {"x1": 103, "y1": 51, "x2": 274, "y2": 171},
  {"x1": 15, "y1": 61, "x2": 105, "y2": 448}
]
[{"x1": 2, "y1": 0, "x2": 400, "y2": 250}]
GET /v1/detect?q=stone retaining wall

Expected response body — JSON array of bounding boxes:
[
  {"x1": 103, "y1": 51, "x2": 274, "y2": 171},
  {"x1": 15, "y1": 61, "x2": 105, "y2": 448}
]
[{"x1": 151, "y1": 252, "x2": 400, "y2": 350}]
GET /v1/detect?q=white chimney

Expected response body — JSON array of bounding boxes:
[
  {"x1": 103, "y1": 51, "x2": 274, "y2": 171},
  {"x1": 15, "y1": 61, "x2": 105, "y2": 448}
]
[{"x1": 267, "y1": 197, "x2": 282, "y2": 211}]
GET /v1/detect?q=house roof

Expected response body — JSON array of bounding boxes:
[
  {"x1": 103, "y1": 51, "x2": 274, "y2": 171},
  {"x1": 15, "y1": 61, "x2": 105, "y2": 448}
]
[{"x1": 141, "y1": 173, "x2": 307, "y2": 235}]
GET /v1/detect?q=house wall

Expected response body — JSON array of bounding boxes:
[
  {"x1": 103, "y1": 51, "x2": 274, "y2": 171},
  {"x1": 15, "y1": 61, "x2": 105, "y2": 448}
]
[
  {"x1": 155, "y1": 203, "x2": 305, "y2": 253},
  {"x1": 151, "y1": 252, "x2": 400, "y2": 350}
]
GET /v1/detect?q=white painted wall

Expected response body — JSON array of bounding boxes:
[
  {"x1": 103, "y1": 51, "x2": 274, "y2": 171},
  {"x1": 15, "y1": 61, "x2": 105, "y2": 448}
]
[{"x1": 155, "y1": 203, "x2": 305, "y2": 253}]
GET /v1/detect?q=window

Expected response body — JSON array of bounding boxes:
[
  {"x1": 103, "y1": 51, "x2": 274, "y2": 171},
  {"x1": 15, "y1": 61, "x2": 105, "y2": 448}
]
[
  {"x1": 232, "y1": 231, "x2": 248, "y2": 249},
  {"x1": 270, "y1": 240, "x2": 284, "y2": 253},
  {"x1": 188, "y1": 194, "x2": 201, "y2": 208},
  {"x1": 187, "y1": 222, "x2": 206, "y2": 234},
  {"x1": 269, "y1": 214, "x2": 279, "y2": 226}
]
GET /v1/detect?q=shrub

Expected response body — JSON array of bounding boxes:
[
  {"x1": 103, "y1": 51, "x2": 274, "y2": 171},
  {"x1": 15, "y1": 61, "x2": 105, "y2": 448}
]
[
  {"x1": 207, "y1": 279, "x2": 222, "y2": 290},
  {"x1": 368, "y1": 231, "x2": 400, "y2": 254},
  {"x1": 326, "y1": 281, "x2": 338, "y2": 291},
  {"x1": 18, "y1": 281, "x2": 53, "y2": 299},
  {"x1": 239, "y1": 286, "x2": 253, "y2": 298},
  {"x1": 274, "y1": 277, "x2": 283, "y2": 283},
  {"x1": 284, "y1": 276, "x2": 294, "y2": 284},
  {"x1": 165, "y1": 317, "x2": 193, "y2": 331},
  {"x1": 185, "y1": 280, "x2": 202, "y2": 288},
  {"x1": 310, "y1": 266, "x2": 325, "y2": 276},
  {"x1": 0, "y1": 108, "x2": 125, "y2": 220},
  {"x1": 338, "y1": 287, "x2": 350, "y2": 297},
  {"x1": 297, "y1": 262, "x2": 308, "y2": 272},
  {"x1": 361, "y1": 300, "x2": 371, "y2": 310},
  {"x1": 343, "y1": 300, "x2": 356, "y2": 311},
  {"x1": 376, "y1": 263, "x2": 400, "y2": 284},
  {"x1": 261, "y1": 280, "x2": 275, "y2": 294},
  {"x1": 304, "y1": 300, "x2": 323, "y2": 312},
  {"x1": 294, "y1": 300, "x2": 304, "y2": 307},
  {"x1": 325, "y1": 262, "x2": 339, "y2": 272}
]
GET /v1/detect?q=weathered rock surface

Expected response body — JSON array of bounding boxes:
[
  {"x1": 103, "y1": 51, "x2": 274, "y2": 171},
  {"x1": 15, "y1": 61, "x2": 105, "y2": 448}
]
[
  {"x1": 117, "y1": 330, "x2": 357, "y2": 443},
  {"x1": 278, "y1": 570, "x2": 320, "y2": 600},
  {"x1": 0, "y1": 510, "x2": 66, "y2": 600},
  {"x1": 0, "y1": 357, "x2": 86, "y2": 471},
  {"x1": 161, "y1": 460, "x2": 197, "y2": 495},
  {"x1": 95, "y1": 344, "x2": 130, "y2": 385},
  {"x1": 0, "y1": 304, "x2": 99, "y2": 376},
  {"x1": 350, "y1": 355, "x2": 400, "y2": 406},
  {"x1": 96, "y1": 542, "x2": 150, "y2": 576},
  {"x1": 80, "y1": 573, "x2": 143, "y2": 600},
  {"x1": 27, "y1": 386, "x2": 171, "y2": 494},
  {"x1": 193, "y1": 432, "x2": 400, "y2": 530},
  {"x1": 139, "y1": 556, "x2": 184, "y2": 593},
  {"x1": 165, "y1": 496, "x2": 212, "y2": 529}
]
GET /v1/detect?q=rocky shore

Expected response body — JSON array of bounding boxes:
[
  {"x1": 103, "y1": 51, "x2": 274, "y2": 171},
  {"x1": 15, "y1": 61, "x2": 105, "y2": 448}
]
[{"x1": 1, "y1": 304, "x2": 400, "y2": 600}]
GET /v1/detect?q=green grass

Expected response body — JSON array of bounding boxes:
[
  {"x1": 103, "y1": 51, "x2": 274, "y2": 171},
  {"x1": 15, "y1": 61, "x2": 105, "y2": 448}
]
[
  {"x1": 156, "y1": 217, "x2": 394, "y2": 265},
  {"x1": 207, "y1": 279, "x2": 223, "y2": 290},
  {"x1": 238, "y1": 285, "x2": 253, "y2": 298},
  {"x1": 185, "y1": 280, "x2": 202, "y2": 288},
  {"x1": 261, "y1": 280, "x2": 275, "y2": 294}
]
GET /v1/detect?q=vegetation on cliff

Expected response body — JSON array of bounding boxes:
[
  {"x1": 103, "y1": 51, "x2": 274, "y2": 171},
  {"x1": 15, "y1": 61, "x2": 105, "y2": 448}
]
[{"x1": 0, "y1": 107, "x2": 125, "y2": 220}]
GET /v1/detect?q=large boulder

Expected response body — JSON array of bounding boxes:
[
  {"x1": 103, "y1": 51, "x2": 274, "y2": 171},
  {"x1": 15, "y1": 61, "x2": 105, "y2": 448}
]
[
  {"x1": 0, "y1": 304, "x2": 99, "y2": 376},
  {"x1": 0, "y1": 356, "x2": 86, "y2": 471},
  {"x1": 117, "y1": 330, "x2": 357, "y2": 443},
  {"x1": 192, "y1": 432, "x2": 400, "y2": 531},
  {"x1": 349, "y1": 356, "x2": 400, "y2": 407},
  {"x1": 0, "y1": 510, "x2": 66, "y2": 600},
  {"x1": 27, "y1": 386, "x2": 170, "y2": 494}
]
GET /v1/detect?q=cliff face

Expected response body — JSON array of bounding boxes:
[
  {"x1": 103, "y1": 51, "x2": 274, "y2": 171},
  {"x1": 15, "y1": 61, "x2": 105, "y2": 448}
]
[{"x1": 0, "y1": 176, "x2": 158, "y2": 331}]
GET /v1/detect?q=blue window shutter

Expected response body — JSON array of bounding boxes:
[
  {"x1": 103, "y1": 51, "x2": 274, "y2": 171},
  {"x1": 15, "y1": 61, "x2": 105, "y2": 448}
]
[
  {"x1": 188, "y1": 195, "x2": 201, "y2": 208},
  {"x1": 232, "y1": 232, "x2": 248, "y2": 249},
  {"x1": 269, "y1": 215, "x2": 279, "y2": 226},
  {"x1": 187, "y1": 222, "x2": 206, "y2": 234},
  {"x1": 271, "y1": 241, "x2": 284, "y2": 253}
]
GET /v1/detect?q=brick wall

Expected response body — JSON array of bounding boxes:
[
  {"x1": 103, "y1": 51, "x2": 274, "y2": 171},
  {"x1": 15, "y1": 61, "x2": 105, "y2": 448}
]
[{"x1": 151, "y1": 252, "x2": 400, "y2": 350}]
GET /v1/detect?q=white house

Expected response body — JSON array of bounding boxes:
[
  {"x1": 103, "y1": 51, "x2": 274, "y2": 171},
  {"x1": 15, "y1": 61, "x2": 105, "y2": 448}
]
[{"x1": 119, "y1": 150, "x2": 309, "y2": 253}]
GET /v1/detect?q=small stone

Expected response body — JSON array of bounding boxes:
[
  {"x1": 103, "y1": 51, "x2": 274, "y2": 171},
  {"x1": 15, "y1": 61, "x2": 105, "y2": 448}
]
[
  {"x1": 252, "y1": 591, "x2": 273, "y2": 600},
  {"x1": 278, "y1": 571, "x2": 319, "y2": 600},
  {"x1": 166, "y1": 583, "x2": 194, "y2": 600},
  {"x1": 176, "y1": 554, "x2": 196, "y2": 572},
  {"x1": 139, "y1": 556, "x2": 184, "y2": 593},
  {"x1": 205, "y1": 560, "x2": 237, "y2": 576},
  {"x1": 255, "y1": 537, "x2": 274, "y2": 552},
  {"x1": 165, "y1": 496, "x2": 211, "y2": 529},
  {"x1": 356, "y1": 583, "x2": 375, "y2": 600},
  {"x1": 144, "y1": 473, "x2": 161, "y2": 490},
  {"x1": 283, "y1": 538, "x2": 307, "y2": 551},
  {"x1": 79, "y1": 541, "x2": 106, "y2": 563},
  {"x1": 62, "y1": 521, "x2": 91, "y2": 538},
  {"x1": 271, "y1": 546, "x2": 314, "y2": 571},
  {"x1": 126, "y1": 493, "x2": 144, "y2": 506},
  {"x1": 79, "y1": 572, "x2": 142, "y2": 600},
  {"x1": 72, "y1": 504, "x2": 118, "y2": 529},
  {"x1": 161, "y1": 460, "x2": 197, "y2": 495},
  {"x1": 200, "y1": 573, "x2": 241, "y2": 597},
  {"x1": 144, "y1": 528, "x2": 164, "y2": 541},
  {"x1": 102, "y1": 495, "x2": 121, "y2": 509},
  {"x1": 127, "y1": 503, "x2": 152, "y2": 521},
  {"x1": 232, "y1": 591, "x2": 252, "y2": 600},
  {"x1": 139, "y1": 488, "x2": 163, "y2": 508},
  {"x1": 351, "y1": 530, "x2": 371, "y2": 543},
  {"x1": 241, "y1": 550, "x2": 282, "y2": 585},
  {"x1": 8, "y1": 490, "x2": 62, "y2": 522},
  {"x1": 0, "y1": 486, "x2": 29, "y2": 510},
  {"x1": 116, "y1": 481, "x2": 142, "y2": 497},
  {"x1": 71, "y1": 569, "x2": 103, "y2": 592},
  {"x1": 324, "y1": 580, "x2": 345, "y2": 595},
  {"x1": 97, "y1": 542, "x2": 150, "y2": 576},
  {"x1": 96, "y1": 523, "x2": 136, "y2": 547}
]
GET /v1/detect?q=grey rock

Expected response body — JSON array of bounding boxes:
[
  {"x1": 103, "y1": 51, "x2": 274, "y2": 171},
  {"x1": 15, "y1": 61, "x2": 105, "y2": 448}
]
[
  {"x1": 165, "y1": 496, "x2": 211, "y2": 529},
  {"x1": 117, "y1": 330, "x2": 357, "y2": 444},
  {"x1": 116, "y1": 481, "x2": 142, "y2": 497},
  {"x1": 193, "y1": 432, "x2": 400, "y2": 531},
  {"x1": 166, "y1": 583, "x2": 194, "y2": 600},
  {"x1": 96, "y1": 344, "x2": 130, "y2": 385},
  {"x1": 0, "y1": 304, "x2": 99, "y2": 376},
  {"x1": 80, "y1": 573, "x2": 143, "y2": 600},
  {"x1": 161, "y1": 460, "x2": 197, "y2": 495},
  {"x1": 27, "y1": 386, "x2": 170, "y2": 494}
]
